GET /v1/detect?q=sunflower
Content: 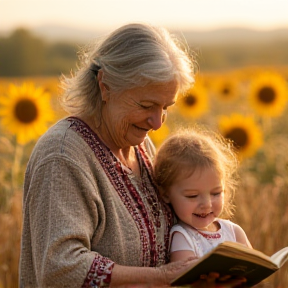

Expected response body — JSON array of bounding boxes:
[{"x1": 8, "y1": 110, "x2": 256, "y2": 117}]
[
  {"x1": 0, "y1": 82, "x2": 55, "y2": 145},
  {"x1": 148, "y1": 123, "x2": 170, "y2": 148},
  {"x1": 248, "y1": 72, "x2": 288, "y2": 117},
  {"x1": 218, "y1": 114, "x2": 263, "y2": 158},
  {"x1": 176, "y1": 82, "x2": 208, "y2": 118},
  {"x1": 212, "y1": 75, "x2": 240, "y2": 102}
]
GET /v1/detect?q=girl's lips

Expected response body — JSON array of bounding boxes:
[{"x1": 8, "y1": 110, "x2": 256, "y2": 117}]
[{"x1": 193, "y1": 212, "x2": 213, "y2": 218}]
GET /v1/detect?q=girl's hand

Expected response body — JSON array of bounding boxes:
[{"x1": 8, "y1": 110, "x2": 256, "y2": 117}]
[
  {"x1": 156, "y1": 260, "x2": 247, "y2": 288},
  {"x1": 191, "y1": 273, "x2": 247, "y2": 288}
]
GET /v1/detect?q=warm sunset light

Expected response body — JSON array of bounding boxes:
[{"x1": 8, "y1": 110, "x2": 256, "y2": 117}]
[
  {"x1": 1, "y1": 1, "x2": 288, "y2": 287},
  {"x1": 1, "y1": 0, "x2": 288, "y2": 32}
]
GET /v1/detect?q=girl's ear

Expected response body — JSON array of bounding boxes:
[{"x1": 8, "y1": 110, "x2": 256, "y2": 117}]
[{"x1": 159, "y1": 187, "x2": 170, "y2": 203}]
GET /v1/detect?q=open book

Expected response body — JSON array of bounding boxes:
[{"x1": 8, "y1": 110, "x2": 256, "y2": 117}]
[{"x1": 171, "y1": 241, "x2": 288, "y2": 287}]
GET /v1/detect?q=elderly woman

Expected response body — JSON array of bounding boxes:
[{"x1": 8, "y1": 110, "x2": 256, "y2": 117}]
[
  {"x1": 20, "y1": 23, "x2": 243, "y2": 288},
  {"x1": 20, "y1": 23, "x2": 195, "y2": 288}
]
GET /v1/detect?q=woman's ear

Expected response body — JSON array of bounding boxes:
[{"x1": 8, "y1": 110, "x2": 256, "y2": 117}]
[{"x1": 97, "y1": 70, "x2": 109, "y2": 102}]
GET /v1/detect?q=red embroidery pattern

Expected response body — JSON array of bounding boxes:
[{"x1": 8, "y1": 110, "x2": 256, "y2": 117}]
[
  {"x1": 191, "y1": 226, "x2": 222, "y2": 240},
  {"x1": 81, "y1": 255, "x2": 114, "y2": 288},
  {"x1": 137, "y1": 145, "x2": 173, "y2": 263},
  {"x1": 67, "y1": 117, "x2": 173, "y2": 267},
  {"x1": 196, "y1": 230, "x2": 221, "y2": 239}
]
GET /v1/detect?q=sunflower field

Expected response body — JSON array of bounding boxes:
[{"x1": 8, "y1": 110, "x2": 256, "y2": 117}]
[{"x1": 1, "y1": 65, "x2": 288, "y2": 288}]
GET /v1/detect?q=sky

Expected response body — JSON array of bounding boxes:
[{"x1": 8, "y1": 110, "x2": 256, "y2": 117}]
[{"x1": 1, "y1": 0, "x2": 288, "y2": 33}]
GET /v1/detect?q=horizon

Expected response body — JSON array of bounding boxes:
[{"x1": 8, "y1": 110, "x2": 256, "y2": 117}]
[{"x1": 2, "y1": 0, "x2": 288, "y2": 33}]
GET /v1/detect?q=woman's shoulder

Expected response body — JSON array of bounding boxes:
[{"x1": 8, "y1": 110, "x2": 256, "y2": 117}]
[
  {"x1": 29, "y1": 118, "x2": 94, "y2": 167},
  {"x1": 36, "y1": 118, "x2": 72, "y2": 142},
  {"x1": 33, "y1": 119, "x2": 79, "y2": 151}
]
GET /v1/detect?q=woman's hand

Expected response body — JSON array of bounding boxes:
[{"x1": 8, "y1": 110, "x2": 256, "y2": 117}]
[{"x1": 156, "y1": 257, "x2": 198, "y2": 285}]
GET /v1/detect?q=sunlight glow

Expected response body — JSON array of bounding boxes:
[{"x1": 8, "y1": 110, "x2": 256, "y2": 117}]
[{"x1": 1, "y1": 0, "x2": 288, "y2": 32}]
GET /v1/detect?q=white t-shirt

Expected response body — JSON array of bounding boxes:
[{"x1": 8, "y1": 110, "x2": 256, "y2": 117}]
[{"x1": 170, "y1": 219, "x2": 237, "y2": 258}]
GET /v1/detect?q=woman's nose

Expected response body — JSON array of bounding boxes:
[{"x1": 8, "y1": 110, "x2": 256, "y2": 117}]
[{"x1": 148, "y1": 109, "x2": 166, "y2": 130}]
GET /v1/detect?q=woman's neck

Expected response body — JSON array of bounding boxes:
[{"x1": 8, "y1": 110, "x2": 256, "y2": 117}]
[
  {"x1": 78, "y1": 115, "x2": 141, "y2": 176},
  {"x1": 114, "y1": 148, "x2": 141, "y2": 178}
]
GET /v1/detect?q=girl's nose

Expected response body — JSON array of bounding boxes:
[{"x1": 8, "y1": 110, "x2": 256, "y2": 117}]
[{"x1": 200, "y1": 195, "x2": 212, "y2": 209}]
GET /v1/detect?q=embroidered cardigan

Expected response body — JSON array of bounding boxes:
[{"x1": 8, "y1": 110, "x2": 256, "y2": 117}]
[{"x1": 20, "y1": 117, "x2": 174, "y2": 288}]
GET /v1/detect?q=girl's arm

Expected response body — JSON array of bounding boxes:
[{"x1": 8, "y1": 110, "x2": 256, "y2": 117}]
[{"x1": 170, "y1": 250, "x2": 197, "y2": 262}]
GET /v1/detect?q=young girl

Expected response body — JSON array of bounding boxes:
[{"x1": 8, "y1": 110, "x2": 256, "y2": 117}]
[{"x1": 153, "y1": 128, "x2": 252, "y2": 263}]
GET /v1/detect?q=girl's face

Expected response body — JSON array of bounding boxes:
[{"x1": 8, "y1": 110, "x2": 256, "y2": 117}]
[
  {"x1": 100, "y1": 80, "x2": 178, "y2": 149},
  {"x1": 166, "y1": 167, "x2": 224, "y2": 231}
]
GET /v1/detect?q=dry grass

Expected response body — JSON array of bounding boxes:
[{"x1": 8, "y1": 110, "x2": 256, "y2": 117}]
[
  {"x1": 233, "y1": 177, "x2": 288, "y2": 288},
  {"x1": 0, "y1": 192, "x2": 22, "y2": 288}
]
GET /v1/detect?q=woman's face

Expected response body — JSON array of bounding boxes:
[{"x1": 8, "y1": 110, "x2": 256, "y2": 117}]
[{"x1": 100, "y1": 80, "x2": 178, "y2": 149}]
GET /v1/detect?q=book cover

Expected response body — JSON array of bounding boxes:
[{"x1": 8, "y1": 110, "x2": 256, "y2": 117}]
[{"x1": 171, "y1": 242, "x2": 288, "y2": 287}]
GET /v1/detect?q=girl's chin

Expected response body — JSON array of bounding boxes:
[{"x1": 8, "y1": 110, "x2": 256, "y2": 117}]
[{"x1": 191, "y1": 216, "x2": 216, "y2": 230}]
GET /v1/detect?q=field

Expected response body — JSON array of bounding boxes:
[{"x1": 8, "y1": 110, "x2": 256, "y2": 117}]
[{"x1": 0, "y1": 65, "x2": 288, "y2": 287}]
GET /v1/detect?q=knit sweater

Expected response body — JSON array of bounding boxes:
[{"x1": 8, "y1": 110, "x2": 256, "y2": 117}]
[{"x1": 19, "y1": 117, "x2": 174, "y2": 288}]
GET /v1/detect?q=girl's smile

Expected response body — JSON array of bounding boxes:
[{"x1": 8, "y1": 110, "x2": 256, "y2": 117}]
[{"x1": 193, "y1": 212, "x2": 213, "y2": 218}]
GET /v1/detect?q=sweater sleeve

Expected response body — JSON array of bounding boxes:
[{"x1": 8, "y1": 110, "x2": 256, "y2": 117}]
[{"x1": 24, "y1": 154, "x2": 114, "y2": 288}]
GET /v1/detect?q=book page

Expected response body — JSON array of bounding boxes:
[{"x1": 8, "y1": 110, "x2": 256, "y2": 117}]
[
  {"x1": 215, "y1": 242, "x2": 275, "y2": 267},
  {"x1": 271, "y1": 247, "x2": 288, "y2": 267}
]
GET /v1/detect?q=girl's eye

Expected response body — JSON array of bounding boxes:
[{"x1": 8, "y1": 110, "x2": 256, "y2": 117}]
[
  {"x1": 185, "y1": 195, "x2": 197, "y2": 199},
  {"x1": 212, "y1": 192, "x2": 222, "y2": 197}
]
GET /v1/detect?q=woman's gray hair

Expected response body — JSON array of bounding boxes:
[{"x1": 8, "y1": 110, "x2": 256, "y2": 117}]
[{"x1": 60, "y1": 22, "x2": 196, "y2": 124}]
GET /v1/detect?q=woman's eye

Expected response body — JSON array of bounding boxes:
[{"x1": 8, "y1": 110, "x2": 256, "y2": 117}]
[
  {"x1": 136, "y1": 101, "x2": 153, "y2": 109},
  {"x1": 139, "y1": 104, "x2": 152, "y2": 109}
]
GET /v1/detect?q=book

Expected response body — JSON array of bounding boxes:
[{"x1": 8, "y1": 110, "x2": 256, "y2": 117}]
[{"x1": 171, "y1": 241, "x2": 288, "y2": 287}]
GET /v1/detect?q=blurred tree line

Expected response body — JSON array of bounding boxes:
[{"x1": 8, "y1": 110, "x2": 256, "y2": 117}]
[
  {"x1": 196, "y1": 40, "x2": 288, "y2": 71},
  {"x1": 0, "y1": 28, "x2": 78, "y2": 76},
  {"x1": 1, "y1": 28, "x2": 288, "y2": 77}
]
